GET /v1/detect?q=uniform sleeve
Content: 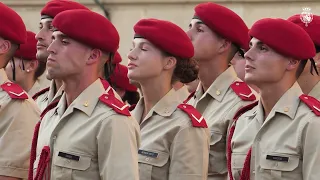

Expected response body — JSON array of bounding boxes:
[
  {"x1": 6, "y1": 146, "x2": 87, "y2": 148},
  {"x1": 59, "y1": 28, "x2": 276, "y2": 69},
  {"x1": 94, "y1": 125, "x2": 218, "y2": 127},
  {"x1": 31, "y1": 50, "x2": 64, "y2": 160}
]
[
  {"x1": 169, "y1": 126, "x2": 210, "y2": 180},
  {"x1": 97, "y1": 115, "x2": 140, "y2": 180},
  {"x1": 302, "y1": 117, "x2": 320, "y2": 180},
  {"x1": 0, "y1": 100, "x2": 39, "y2": 178}
]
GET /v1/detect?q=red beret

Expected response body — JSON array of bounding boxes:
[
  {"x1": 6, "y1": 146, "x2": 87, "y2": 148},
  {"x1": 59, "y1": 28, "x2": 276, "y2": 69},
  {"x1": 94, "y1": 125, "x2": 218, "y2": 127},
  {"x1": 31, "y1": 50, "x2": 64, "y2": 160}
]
[
  {"x1": 14, "y1": 31, "x2": 37, "y2": 60},
  {"x1": 41, "y1": 0, "x2": 89, "y2": 18},
  {"x1": 134, "y1": 18, "x2": 194, "y2": 59},
  {"x1": 287, "y1": 14, "x2": 320, "y2": 47},
  {"x1": 194, "y1": 2, "x2": 249, "y2": 50},
  {"x1": 110, "y1": 64, "x2": 137, "y2": 92},
  {"x1": 53, "y1": 10, "x2": 119, "y2": 53},
  {"x1": 113, "y1": 51, "x2": 122, "y2": 64},
  {"x1": 249, "y1": 18, "x2": 316, "y2": 60},
  {"x1": 0, "y1": 2, "x2": 26, "y2": 44}
]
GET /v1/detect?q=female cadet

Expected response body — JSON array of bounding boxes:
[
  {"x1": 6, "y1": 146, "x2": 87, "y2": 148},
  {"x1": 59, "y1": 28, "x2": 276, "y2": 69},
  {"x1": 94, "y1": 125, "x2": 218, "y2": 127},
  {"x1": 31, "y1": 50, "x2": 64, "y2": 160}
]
[
  {"x1": 128, "y1": 18, "x2": 210, "y2": 180},
  {"x1": 5, "y1": 31, "x2": 46, "y2": 97}
]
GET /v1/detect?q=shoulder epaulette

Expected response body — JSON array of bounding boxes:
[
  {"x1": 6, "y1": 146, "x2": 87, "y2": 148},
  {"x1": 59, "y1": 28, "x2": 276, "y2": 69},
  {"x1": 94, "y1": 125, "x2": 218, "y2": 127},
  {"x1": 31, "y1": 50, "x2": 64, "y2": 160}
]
[
  {"x1": 177, "y1": 103, "x2": 207, "y2": 128},
  {"x1": 99, "y1": 94, "x2": 131, "y2": 116},
  {"x1": 300, "y1": 94, "x2": 320, "y2": 116},
  {"x1": 1, "y1": 82, "x2": 28, "y2": 99},
  {"x1": 183, "y1": 91, "x2": 195, "y2": 104},
  {"x1": 32, "y1": 87, "x2": 50, "y2": 100},
  {"x1": 230, "y1": 81, "x2": 256, "y2": 101}
]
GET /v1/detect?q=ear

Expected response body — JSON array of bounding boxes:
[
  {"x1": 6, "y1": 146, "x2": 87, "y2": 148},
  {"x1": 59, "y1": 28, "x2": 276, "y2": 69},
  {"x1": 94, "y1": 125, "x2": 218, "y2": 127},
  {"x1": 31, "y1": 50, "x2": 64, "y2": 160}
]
[
  {"x1": 287, "y1": 58, "x2": 300, "y2": 71},
  {"x1": 26, "y1": 60, "x2": 39, "y2": 72},
  {"x1": 0, "y1": 39, "x2": 11, "y2": 54},
  {"x1": 163, "y1": 56, "x2": 177, "y2": 70},
  {"x1": 217, "y1": 39, "x2": 232, "y2": 54},
  {"x1": 87, "y1": 49, "x2": 102, "y2": 65}
]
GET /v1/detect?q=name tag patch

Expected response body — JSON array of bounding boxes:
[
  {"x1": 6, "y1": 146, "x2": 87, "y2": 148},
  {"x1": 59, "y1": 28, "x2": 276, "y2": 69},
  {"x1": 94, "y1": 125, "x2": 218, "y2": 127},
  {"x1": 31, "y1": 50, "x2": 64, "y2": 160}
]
[
  {"x1": 138, "y1": 150, "x2": 158, "y2": 158},
  {"x1": 266, "y1": 155, "x2": 289, "y2": 162},
  {"x1": 58, "y1": 152, "x2": 80, "y2": 161}
]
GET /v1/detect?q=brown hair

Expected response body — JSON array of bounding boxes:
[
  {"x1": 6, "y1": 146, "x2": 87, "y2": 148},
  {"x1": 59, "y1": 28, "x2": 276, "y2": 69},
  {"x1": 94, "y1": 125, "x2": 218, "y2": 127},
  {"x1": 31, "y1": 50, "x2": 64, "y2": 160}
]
[{"x1": 162, "y1": 51, "x2": 199, "y2": 84}]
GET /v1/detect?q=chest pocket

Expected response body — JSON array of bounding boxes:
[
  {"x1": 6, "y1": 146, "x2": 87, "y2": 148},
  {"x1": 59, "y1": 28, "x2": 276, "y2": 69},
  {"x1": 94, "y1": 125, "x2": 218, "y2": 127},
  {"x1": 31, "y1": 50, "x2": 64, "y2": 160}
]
[
  {"x1": 53, "y1": 151, "x2": 91, "y2": 180},
  {"x1": 138, "y1": 150, "x2": 170, "y2": 180},
  {"x1": 260, "y1": 153, "x2": 301, "y2": 180}
]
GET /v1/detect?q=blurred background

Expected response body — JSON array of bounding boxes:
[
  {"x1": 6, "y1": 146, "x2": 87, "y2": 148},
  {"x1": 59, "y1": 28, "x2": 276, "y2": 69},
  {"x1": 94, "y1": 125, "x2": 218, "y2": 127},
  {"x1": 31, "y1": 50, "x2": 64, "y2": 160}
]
[{"x1": 3, "y1": 0, "x2": 320, "y2": 65}]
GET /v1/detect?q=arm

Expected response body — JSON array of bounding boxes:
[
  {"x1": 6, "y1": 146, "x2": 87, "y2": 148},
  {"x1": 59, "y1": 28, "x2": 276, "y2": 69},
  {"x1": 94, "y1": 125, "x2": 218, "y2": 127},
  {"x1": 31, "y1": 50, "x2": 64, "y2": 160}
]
[
  {"x1": 97, "y1": 115, "x2": 140, "y2": 180},
  {"x1": 302, "y1": 117, "x2": 320, "y2": 180},
  {"x1": 169, "y1": 126, "x2": 210, "y2": 180},
  {"x1": 0, "y1": 100, "x2": 39, "y2": 179}
]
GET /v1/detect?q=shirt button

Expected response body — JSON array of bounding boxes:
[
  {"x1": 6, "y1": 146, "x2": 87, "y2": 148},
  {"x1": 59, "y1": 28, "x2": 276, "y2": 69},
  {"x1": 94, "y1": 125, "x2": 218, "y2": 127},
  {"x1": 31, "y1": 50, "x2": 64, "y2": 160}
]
[
  {"x1": 53, "y1": 135, "x2": 57, "y2": 140},
  {"x1": 145, "y1": 157, "x2": 150, "y2": 162}
]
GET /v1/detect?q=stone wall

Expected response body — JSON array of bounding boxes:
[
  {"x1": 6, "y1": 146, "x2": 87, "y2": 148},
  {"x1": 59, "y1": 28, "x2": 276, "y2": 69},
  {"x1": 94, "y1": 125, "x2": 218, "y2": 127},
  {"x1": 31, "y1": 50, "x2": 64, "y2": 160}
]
[{"x1": 3, "y1": 0, "x2": 320, "y2": 64}]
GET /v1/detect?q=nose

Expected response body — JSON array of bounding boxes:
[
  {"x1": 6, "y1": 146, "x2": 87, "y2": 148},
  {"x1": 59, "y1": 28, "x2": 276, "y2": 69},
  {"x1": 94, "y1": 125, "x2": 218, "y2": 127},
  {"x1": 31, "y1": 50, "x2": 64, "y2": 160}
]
[
  {"x1": 127, "y1": 49, "x2": 137, "y2": 61},
  {"x1": 186, "y1": 29, "x2": 193, "y2": 41},
  {"x1": 47, "y1": 41, "x2": 56, "y2": 55}
]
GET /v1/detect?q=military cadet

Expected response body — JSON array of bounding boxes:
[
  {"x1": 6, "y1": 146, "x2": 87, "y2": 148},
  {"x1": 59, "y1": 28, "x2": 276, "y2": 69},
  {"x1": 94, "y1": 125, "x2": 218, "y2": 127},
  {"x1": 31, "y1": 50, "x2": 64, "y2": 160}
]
[
  {"x1": 33, "y1": 0, "x2": 89, "y2": 111},
  {"x1": 5, "y1": 31, "x2": 46, "y2": 97},
  {"x1": 230, "y1": 51, "x2": 259, "y2": 92},
  {"x1": 185, "y1": 2, "x2": 257, "y2": 179},
  {"x1": 29, "y1": 10, "x2": 140, "y2": 180},
  {"x1": 288, "y1": 14, "x2": 320, "y2": 99},
  {"x1": 228, "y1": 18, "x2": 320, "y2": 180},
  {"x1": 0, "y1": 3, "x2": 40, "y2": 179},
  {"x1": 110, "y1": 63, "x2": 140, "y2": 105},
  {"x1": 128, "y1": 18, "x2": 209, "y2": 180}
]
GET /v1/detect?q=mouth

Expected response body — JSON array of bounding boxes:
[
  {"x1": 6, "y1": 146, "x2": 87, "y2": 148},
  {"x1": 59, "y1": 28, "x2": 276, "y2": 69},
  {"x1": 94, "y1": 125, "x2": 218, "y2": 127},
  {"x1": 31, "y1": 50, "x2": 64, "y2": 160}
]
[
  {"x1": 37, "y1": 43, "x2": 47, "y2": 49},
  {"x1": 127, "y1": 63, "x2": 137, "y2": 69}
]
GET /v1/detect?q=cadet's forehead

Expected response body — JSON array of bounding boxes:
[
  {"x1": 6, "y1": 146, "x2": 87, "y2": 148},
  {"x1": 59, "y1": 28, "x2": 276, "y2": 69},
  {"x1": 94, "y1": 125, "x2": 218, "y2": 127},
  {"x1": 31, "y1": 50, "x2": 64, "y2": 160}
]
[
  {"x1": 52, "y1": 31, "x2": 66, "y2": 38},
  {"x1": 39, "y1": 18, "x2": 53, "y2": 24},
  {"x1": 250, "y1": 37, "x2": 263, "y2": 45},
  {"x1": 190, "y1": 18, "x2": 204, "y2": 25}
]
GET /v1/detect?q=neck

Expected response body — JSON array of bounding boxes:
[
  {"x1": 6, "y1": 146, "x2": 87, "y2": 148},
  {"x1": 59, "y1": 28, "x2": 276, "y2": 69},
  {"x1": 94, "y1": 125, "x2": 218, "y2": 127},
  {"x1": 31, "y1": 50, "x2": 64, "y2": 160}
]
[
  {"x1": 297, "y1": 73, "x2": 320, "y2": 95},
  {"x1": 18, "y1": 74, "x2": 36, "y2": 92},
  {"x1": 63, "y1": 74, "x2": 98, "y2": 106},
  {"x1": 140, "y1": 77, "x2": 172, "y2": 119},
  {"x1": 198, "y1": 57, "x2": 228, "y2": 92},
  {"x1": 258, "y1": 80, "x2": 295, "y2": 120},
  {"x1": 172, "y1": 81, "x2": 184, "y2": 91},
  {"x1": 54, "y1": 79, "x2": 63, "y2": 94}
]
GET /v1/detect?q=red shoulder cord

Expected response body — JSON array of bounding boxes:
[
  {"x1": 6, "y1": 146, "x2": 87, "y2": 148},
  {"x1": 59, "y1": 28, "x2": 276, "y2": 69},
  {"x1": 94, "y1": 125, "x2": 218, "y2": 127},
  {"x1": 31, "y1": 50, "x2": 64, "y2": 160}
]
[
  {"x1": 28, "y1": 98, "x2": 60, "y2": 180},
  {"x1": 227, "y1": 101, "x2": 258, "y2": 180}
]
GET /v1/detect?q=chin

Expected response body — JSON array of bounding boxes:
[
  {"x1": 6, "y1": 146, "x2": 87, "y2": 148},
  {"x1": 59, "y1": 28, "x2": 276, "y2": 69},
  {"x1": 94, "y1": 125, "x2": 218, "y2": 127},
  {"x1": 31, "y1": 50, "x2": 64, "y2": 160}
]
[{"x1": 36, "y1": 52, "x2": 49, "y2": 63}]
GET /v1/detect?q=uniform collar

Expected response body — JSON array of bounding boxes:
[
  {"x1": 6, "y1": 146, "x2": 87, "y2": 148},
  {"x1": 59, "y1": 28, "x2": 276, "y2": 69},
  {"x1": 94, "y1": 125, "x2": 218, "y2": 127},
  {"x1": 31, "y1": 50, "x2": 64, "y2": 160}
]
[
  {"x1": 0, "y1": 68, "x2": 9, "y2": 85},
  {"x1": 132, "y1": 88, "x2": 180, "y2": 124},
  {"x1": 195, "y1": 67, "x2": 238, "y2": 102},
  {"x1": 58, "y1": 79, "x2": 105, "y2": 118},
  {"x1": 309, "y1": 81, "x2": 320, "y2": 99},
  {"x1": 255, "y1": 82, "x2": 302, "y2": 123}
]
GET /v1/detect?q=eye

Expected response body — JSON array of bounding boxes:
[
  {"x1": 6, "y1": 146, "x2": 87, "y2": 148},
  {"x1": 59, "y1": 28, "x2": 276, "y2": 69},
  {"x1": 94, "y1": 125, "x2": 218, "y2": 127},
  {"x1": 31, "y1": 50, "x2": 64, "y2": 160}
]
[
  {"x1": 61, "y1": 40, "x2": 69, "y2": 45},
  {"x1": 197, "y1": 27, "x2": 204, "y2": 32},
  {"x1": 39, "y1": 24, "x2": 43, "y2": 30},
  {"x1": 259, "y1": 46, "x2": 267, "y2": 51},
  {"x1": 49, "y1": 25, "x2": 54, "y2": 31}
]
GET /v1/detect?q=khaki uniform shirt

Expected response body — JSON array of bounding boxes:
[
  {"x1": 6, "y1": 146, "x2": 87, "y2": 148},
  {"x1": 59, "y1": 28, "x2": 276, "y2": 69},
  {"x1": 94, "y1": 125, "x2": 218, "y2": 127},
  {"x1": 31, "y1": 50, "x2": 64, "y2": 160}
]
[
  {"x1": 175, "y1": 85, "x2": 190, "y2": 102},
  {"x1": 34, "y1": 79, "x2": 140, "y2": 180},
  {"x1": 0, "y1": 68, "x2": 40, "y2": 179},
  {"x1": 187, "y1": 67, "x2": 257, "y2": 180},
  {"x1": 35, "y1": 80, "x2": 63, "y2": 111},
  {"x1": 132, "y1": 89, "x2": 210, "y2": 180},
  {"x1": 28, "y1": 80, "x2": 41, "y2": 97},
  {"x1": 309, "y1": 81, "x2": 320, "y2": 99},
  {"x1": 231, "y1": 82, "x2": 320, "y2": 180}
]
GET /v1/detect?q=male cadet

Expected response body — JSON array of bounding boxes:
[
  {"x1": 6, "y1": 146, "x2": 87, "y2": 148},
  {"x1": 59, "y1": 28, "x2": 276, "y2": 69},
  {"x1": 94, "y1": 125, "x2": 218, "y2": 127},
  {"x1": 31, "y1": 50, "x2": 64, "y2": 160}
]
[
  {"x1": 288, "y1": 14, "x2": 320, "y2": 99},
  {"x1": 185, "y1": 2, "x2": 257, "y2": 179},
  {"x1": 33, "y1": 0, "x2": 89, "y2": 111},
  {"x1": 28, "y1": 10, "x2": 140, "y2": 180},
  {"x1": 228, "y1": 18, "x2": 320, "y2": 180},
  {"x1": 0, "y1": 3, "x2": 40, "y2": 179}
]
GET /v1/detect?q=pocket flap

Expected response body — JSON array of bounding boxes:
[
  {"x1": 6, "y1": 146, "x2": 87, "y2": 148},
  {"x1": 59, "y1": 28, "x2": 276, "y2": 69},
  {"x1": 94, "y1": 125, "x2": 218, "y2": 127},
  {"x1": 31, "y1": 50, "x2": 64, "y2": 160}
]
[
  {"x1": 138, "y1": 150, "x2": 169, "y2": 167},
  {"x1": 260, "y1": 153, "x2": 299, "y2": 171},
  {"x1": 231, "y1": 153, "x2": 247, "y2": 169},
  {"x1": 53, "y1": 151, "x2": 91, "y2": 171}
]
